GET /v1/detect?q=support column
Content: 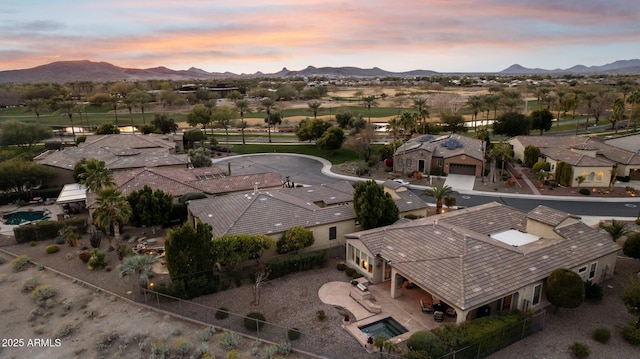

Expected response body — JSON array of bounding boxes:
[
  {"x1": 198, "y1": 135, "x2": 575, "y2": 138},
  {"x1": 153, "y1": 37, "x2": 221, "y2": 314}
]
[{"x1": 391, "y1": 270, "x2": 403, "y2": 299}]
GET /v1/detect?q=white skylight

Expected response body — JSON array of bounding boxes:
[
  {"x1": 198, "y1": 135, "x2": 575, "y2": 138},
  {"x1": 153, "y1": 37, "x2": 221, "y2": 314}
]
[{"x1": 490, "y1": 229, "x2": 540, "y2": 247}]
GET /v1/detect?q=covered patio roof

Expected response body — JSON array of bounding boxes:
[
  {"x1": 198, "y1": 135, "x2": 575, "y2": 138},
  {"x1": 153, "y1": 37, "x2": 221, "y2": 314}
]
[{"x1": 56, "y1": 183, "x2": 87, "y2": 204}]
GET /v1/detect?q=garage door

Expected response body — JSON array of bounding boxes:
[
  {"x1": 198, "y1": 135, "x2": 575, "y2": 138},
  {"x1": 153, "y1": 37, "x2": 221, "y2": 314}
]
[
  {"x1": 449, "y1": 164, "x2": 476, "y2": 176},
  {"x1": 630, "y1": 169, "x2": 640, "y2": 181}
]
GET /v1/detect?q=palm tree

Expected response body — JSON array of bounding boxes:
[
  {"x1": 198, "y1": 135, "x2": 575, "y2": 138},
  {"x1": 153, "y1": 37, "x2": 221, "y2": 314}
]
[
  {"x1": 24, "y1": 98, "x2": 49, "y2": 125},
  {"x1": 92, "y1": 186, "x2": 132, "y2": 250},
  {"x1": 307, "y1": 100, "x2": 322, "y2": 119},
  {"x1": 412, "y1": 97, "x2": 430, "y2": 133},
  {"x1": 123, "y1": 95, "x2": 137, "y2": 133},
  {"x1": 260, "y1": 97, "x2": 276, "y2": 143},
  {"x1": 489, "y1": 140, "x2": 512, "y2": 179},
  {"x1": 78, "y1": 159, "x2": 115, "y2": 192},
  {"x1": 466, "y1": 95, "x2": 483, "y2": 132},
  {"x1": 581, "y1": 92, "x2": 596, "y2": 127},
  {"x1": 421, "y1": 184, "x2": 458, "y2": 214},
  {"x1": 626, "y1": 90, "x2": 640, "y2": 130},
  {"x1": 599, "y1": 219, "x2": 628, "y2": 241},
  {"x1": 611, "y1": 98, "x2": 625, "y2": 133},
  {"x1": 56, "y1": 99, "x2": 78, "y2": 140},
  {"x1": 235, "y1": 99, "x2": 251, "y2": 145},
  {"x1": 386, "y1": 118, "x2": 401, "y2": 153},
  {"x1": 118, "y1": 254, "x2": 158, "y2": 289},
  {"x1": 361, "y1": 95, "x2": 378, "y2": 123}
]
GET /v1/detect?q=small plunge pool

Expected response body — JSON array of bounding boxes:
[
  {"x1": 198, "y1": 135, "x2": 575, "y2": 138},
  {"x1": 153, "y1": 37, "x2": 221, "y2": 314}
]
[
  {"x1": 2, "y1": 210, "x2": 49, "y2": 225},
  {"x1": 358, "y1": 317, "x2": 408, "y2": 340}
]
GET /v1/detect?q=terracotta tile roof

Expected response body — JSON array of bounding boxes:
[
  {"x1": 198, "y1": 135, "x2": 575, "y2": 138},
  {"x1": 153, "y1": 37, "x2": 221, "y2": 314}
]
[
  {"x1": 396, "y1": 134, "x2": 484, "y2": 161},
  {"x1": 36, "y1": 147, "x2": 188, "y2": 170},
  {"x1": 540, "y1": 147, "x2": 614, "y2": 167},
  {"x1": 80, "y1": 134, "x2": 176, "y2": 150}
]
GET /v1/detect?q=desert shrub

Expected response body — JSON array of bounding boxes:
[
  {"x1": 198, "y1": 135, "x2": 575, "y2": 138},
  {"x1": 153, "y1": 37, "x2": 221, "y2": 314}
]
[
  {"x1": 96, "y1": 330, "x2": 119, "y2": 350},
  {"x1": 172, "y1": 337, "x2": 193, "y2": 356},
  {"x1": 336, "y1": 263, "x2": 347, "y2": 271},
  {"x1": 46, "y1": 244, "x2": 59, "y2": 254},
  {"x1": 215, "y1": 307, "x2": 230, "y2": 320},
  {"x1": 199, "y1": 326, "x2": 214, "y2": 342},
  {"x1": 584, "y1": 281, "x2": 603, "y2": 301},
  {"x1": 316, "y1": 310, "x2": 327, "y2": 321},
  {"x1": 196, "y1": 343, "x2": 209, "y2": 357},
  {"x1": 621, "y1": 320, "x2": 640, "y2": 345},
  {"x1": 244, "y1": 312, "x2": 266, "y2": 332},
  {"x1": 226, "y1": 349, "x2": 240, "y2": 359},
  {"x1": 54, "y1": 322, "x2": 75, "y2": 339},
  {"x1": 31, "y1": 284, "x2": 56, "y2": 302},
  {"x1": 623, "y1": 232, "x2": 640, "y2": 259},
  {"x1": 532, "y1": 161, "x2": 550, "y2": 173},
  {"x1": 406, "y1": 331, "x2": 446, "y2": 358},
  {"x1": 78, "y1": 250, "x2": 90, "y2": 263},
  {"x1": 11, "y1": 255, "x2": 30, "y2": 272},
  {"x1": 592, "y1": 327, "x2": 611, "y2": 344},
  {"x1": 29, "y1": 241, "x2": 37, "y2": 247},
  {"x1": 0, "y1": 255, "x2": 5, "y2": 264},
  {"x1": 220, "y1": 331, "x2": 241, "y2": 350},
  {"x1": 265, "y1": 345, "x2": 278, "y2": 359},
  {"x1": 23, "y1": 277, "x2": 40, "y2": 292},
  {"x1": 151, "y1": 340, "x2": 170, "y2": 357},
  {"x1": 275, "y1": 340, "x2": 292, "y2": 355},
  {"x1": 579, "y1": 188, "x2": 591, "y2": 195},
  {"x1": 288, "y1": 328, "x2": 301, "y2": 341},
  {"x1": 569, "y1": 342, "x2": 590, "y2": 358},
  {"x1": 345, "y1": 267, "x2": 356, "y2": 277},
  {"x1": 87, "y1": 249, "x2": 106, "y2": 270},
  {"x1": 351, "y1": 271, "x2": 363, "y2": 279}
]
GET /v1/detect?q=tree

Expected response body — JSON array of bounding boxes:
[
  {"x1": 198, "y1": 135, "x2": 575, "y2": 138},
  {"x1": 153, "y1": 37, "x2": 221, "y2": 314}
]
[
  {"x1": 276, "y1": 226, "x2": 315, "y2": 254},
  {"x1": 591, "y1": 91, "x2": 615, "y2": 125},
  {"x1": 186, "y1": 104, "x2": 212, "y2": 132},
  {"x1": 0, "y1": 159, "x2": 55, "y2": 192},
  {"x1": 260, "y1": 97, "x2": 277, "y2": 143},
  {"x1": 307, "y1": 100, "x2": 322, "y2": 119},
  {"x1": 56, "y1": 99, "x2": 79, "y2": 139},
  {"x1": 212, "y1": 105, "x2": 237, "y2": 145},
  {"x1": 627, "y1": 89, "x2": 640, "y2": 130},
  {"x1": 623, "y1": 232, "x2": 640, "y2": 260},
  {"x1": 95, "y1": 122, "x2": 120, "y2": 135},
  {"x1": 529, "y1": 108, "x2": 554, "y2": 135},
  {"x1": 252, "y1": 266, "x2": 270, "y2": 306},
  {"x1": 546, "y1": 268, "x2": 585, "y2": 309},
  {"x1": 235, "y1": 99, "x2": 251, "y2": 145},
  {"x1": 118, "y1": 255, "x2": 158, "y2": 289},
  {"x1": 295, "y1": 118, "x2": 332, "y2": 142},
  {"x1": 164, "y1": 222, "x2": 215, "y2": 281},
  {"x1": 611, "y1": 98, "x2": 625, "y2": 133},
  {"x1": 92, "y1": 186, "x2": 132, "y2": 250},
  {"x1": 361, "y1": 95, "x2": 378, "y2": 123},
  {"x1": 421, "y1": 184, "x2": 458, "y2": 214},
  {"x1": 489, "y1": 140, "x2": 513, "y2": 178},
  {"x1": 621, "y1": 275, "x2": 640, "y2": 317},
  {"x1": 183, "y1": 128, "x2": 204, "y2": 148},
  {"x1": 575, "y1": 175, "x2": 586, "y2": 188},
  {"x1": 335, "y1": 111, "x2": 354, "y2": 129},
  {"x1": 77, "y1": 158, "x2": 115, "y2": 192},
  {"x1": 493, "y1": 112, "x2": 530, "y2": 137},
  {"x1": 406, "y1": 331, "x2": 447, "y2": 358},
  {"x1": 317, "y1": 126, "x2": 345, "y2": 150},
  {"x1": 412, "y1": 97, "x2": 430, "y2": 133},
  {"x1": 0, "y1": 120, "x2": 53, "y2": 150},
  {"x1": 126, "y1": 185, "x2": 174, "y2": 228},
  {"x1": 151, "y1": 114, "x2": 178, "y2": 134},
  {"x1": 440, "y1": 113, "x2": 465, "y2": 133},
  {"x1": 212, "y1": 234, "x2": 275, "y2": 268},
  {"x1": 188, "y1": 147, "x2": 212, "y2": 168},
  {"x1": 523, "y1": 145, "x2": 541, "y2": 168},
  {"x1": 466, "y1": 95, "x2": 484, "y2": 131},
  {"x1": 353, "y1": 180, "x2": 399, "y2": 230},
  {"x1": 24, "y1": 98, "x2": 49, "y2": 125}
]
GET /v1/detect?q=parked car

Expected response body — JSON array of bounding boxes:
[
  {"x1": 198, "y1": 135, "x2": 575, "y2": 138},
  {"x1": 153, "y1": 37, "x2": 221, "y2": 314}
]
[{"x1": 393, "y1": 179, "x2": 410, "y2": 187}]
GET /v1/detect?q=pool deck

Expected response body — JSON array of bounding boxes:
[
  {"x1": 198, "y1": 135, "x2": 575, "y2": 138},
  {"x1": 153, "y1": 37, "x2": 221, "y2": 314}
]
[
  {"x1": 319, "y1": 280, "x2": 457, "y2": 349},
  {"x1": 0, "y1": 203, "x2": 64, "y2": 237}
]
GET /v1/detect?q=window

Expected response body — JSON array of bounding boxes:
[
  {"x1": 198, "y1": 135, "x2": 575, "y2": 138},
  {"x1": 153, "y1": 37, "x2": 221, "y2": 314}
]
[
  {"x1": 329, "y1": 226, "x2": 337, "y2": 240},
  {"x1": 436, "y1": 159, "x2": 443, "y2": 167},
  {"x1": 532, "y1": 284, "x2": 542, "y2": 306},
  {"x1": 578, "y1": 266, "x2": 587, "y2": 274},
  {"x1": 589, "y1": 262, "x2": 597, "y2": 280},
  {"x1": 397, "y1": 158, "x2": 403, "y2": 167},
  {"x1": 406, "y1": 159, "x2": 412, "y2": 168}
]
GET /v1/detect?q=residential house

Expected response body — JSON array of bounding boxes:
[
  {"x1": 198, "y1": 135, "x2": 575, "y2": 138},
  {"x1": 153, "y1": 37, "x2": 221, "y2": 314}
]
[
  {"x1": 345, "y1": 202, "x2": 620, "y2": 323},
  {"x1": 394, "y1": 134, "x2": 484, "y2": 177}
]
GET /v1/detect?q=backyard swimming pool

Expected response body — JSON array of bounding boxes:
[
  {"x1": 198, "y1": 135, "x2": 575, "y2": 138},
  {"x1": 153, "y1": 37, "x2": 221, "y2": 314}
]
[
  {"x1": 2, "y1": 210, "x2": 49, "y2": 225},
  {"x1": 358, "y1": 317, "x2": 408, "y2": 340}
]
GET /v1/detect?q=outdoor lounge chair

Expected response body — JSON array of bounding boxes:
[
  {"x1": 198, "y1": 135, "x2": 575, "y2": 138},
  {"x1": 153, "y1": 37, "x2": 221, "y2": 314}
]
[
  {"x1": 434, "y1": 311, "x2": 444, "y2": 322},
  {"x1": 420, "y1": 299, "x2": 432, "y2": 313}
]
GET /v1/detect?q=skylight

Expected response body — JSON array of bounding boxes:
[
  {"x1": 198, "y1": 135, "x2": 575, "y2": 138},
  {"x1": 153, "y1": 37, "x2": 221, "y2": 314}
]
[{"x1": 490, "y1": 229, "x2": 540, "y2": 247}]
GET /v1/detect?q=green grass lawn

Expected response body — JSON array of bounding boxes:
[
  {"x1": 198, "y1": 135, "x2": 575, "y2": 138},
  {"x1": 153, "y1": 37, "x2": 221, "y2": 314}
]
[{"x1": 229, "y1": 144, "x2": 382, "y2": 164}]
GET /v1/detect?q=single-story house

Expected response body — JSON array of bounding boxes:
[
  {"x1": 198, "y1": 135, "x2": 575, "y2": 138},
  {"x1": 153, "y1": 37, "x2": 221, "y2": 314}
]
[
  {"x1": 394, "y1": 134, "x2": 484, "y2": 177},
  {"x1": 345, "y1": 202, "x2": 620, "y2": 323}
]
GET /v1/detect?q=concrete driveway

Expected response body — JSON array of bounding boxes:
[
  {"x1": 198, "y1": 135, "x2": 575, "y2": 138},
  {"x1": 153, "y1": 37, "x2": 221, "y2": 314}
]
[{"x1": 444, "y1": 174, "x2": 475, "y2": 191}]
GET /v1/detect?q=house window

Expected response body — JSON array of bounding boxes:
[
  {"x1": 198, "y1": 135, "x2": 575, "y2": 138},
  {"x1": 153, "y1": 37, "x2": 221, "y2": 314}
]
[
  {"x1": 406, "y1": 159, "x2": 412, "y2": 168},
  {"x1": 532, "y1": 283, "x2": 542, "y2": 306},
  {"x1": 329, "y1": 226, "x2": 337, "y2": 240},
  {"x1": 589, "y1": 262, "x2": 597, "y2": 280},
  {"x1": 578, "y1": 266, "x2": 587, "y2": 275},
  {"x1": 436, "y1": 159, "x2": 443, "y2": 167},
  {"x1": 397, "y1": 158, "x2": 403, "y2": 167}
]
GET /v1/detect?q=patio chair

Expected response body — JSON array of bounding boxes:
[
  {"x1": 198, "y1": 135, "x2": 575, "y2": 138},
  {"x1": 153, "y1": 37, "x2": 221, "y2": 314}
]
[
  {"x1": 420, "y1": 299, "x2": 432, "y2": 313},
  {"x1": 434, "y1": 311, "x2": 444, "y2": 322}
]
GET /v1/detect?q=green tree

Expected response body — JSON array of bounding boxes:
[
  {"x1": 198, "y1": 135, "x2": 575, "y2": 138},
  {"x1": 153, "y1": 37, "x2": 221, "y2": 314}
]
[
  {"x1": 118, "y1": 254, "x2": 158, "y2": 289},
  {"x1": 24, "y1": 98, "x2": 49, "y2": 125},
  {"x1": 186, "y1": 103, "x2": 212, "y2": 132},
  {"x1": 353, "y1": 180, "x2": 399, "y2": 230},
  {"x1": 276, "y1": 226, "x2": 315, "y2": 254},
  {"x1": 212, "y1": 234, "x2": 275, "y2": 268},
  {"x1": 361, "y1": 95, "x2": 378, "y2": 123},
  {"x1": 95, "y1": 122, "x2": 120, "y2": 135},
  {"x1": 183, "y1": 128, "x2": 205, "y2": 148},
  {"x1": 0, "y1": 159, "x2": 55, "y2": 192},
  {"x1": 493, "y1": 112, "x2": 531, "y2": 137},
  {"x1": 489, "y1": 140, "x2": 513, "y2": 178},
  {"x1": 524, "y1": 145, "x2": 541, "y2": 168},
  {"x1": 188, "y1": 147, "x2": 212, "y2": 168},
  {"x1": 56, "y1": 99, "x2": 79, "y2": 139},
  {"x1": 611, "y1": 98, "x2": 625, "y2": 133},
  {"x1": 440, "y1": 113, "x2": 465, "y2": 133},
  {"x1": 307, "y1": 100, "x2": 322, "y2": 119},
  {"x1": 529, "y1": 108, "x2": 554, "y2": 135},
  {"x1": 260, "y1": 97, "x2": 277, "y2": 143},
  {"x1": 165, "y1": 222, "x2": 215, "y2": 281},
  {"x1": 295, "y1": 118, "x2": 332, "y2": 142},
  {"x1": 621, "y1": 275, "x2": 640, "y2": 317},
  {"x1": 406, "y1": 331, "x2": 446, "y2": 358},
  {"x1": 317, "y1": 126, "x2": 345, "y2": 150},
  {"x1": 234, "y1": 99, "x2": 251, "y2": 145},
  {"x1": 212, "y1": 105, "x2": 237, "y2": 145},
  {"x1": 335, "y1": 111, "x2": 354, "y2": 129},
  {"x1": 546, "y1": 268, "x2": 585, "y2": 309},
  {"x1": 466, "y1": 95, "x2": 484, "y2": 131},
  {"x1": 0, "y1": 120, "x2": 53, "y2": 150},
  {"x1": 623, "y1": 232, "x2": 640, "y2": 259},
  {"x1": 126, "y1": 185, "x2": 174, "y2": 228},
  {"x1": 151, "y1": 114, "x2": 178, "y2": 134},
  {"x1": 421, "y1": 184, "x2": 458, "y2": 214},
  {"x1": 92, "y1": 186, "x2": 132, "y2": 249},
  {"x1": 77, "y1": 158, "x2": 115, "y2": 192},
  {"x1": 412, "y1": 97, "x2": 430, "y2": 134}
]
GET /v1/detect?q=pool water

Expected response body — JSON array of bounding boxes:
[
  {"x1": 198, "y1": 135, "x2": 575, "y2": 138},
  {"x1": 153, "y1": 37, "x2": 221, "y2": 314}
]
[
  {"x1": 358, "y1": 317, "x2": 408, "y2": 340},
  {"x1": 2, "y1": 211, "x2": 49, "y2": 225}
]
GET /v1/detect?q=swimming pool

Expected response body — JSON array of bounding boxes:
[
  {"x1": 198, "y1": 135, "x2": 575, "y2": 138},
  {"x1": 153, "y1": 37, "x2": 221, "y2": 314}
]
[
  {"x1": 2, "y1": 211, "x2": 49, "y2": 225},
  {"x1": 358, "y1": 317, "x2": 408, "y2": 340}
]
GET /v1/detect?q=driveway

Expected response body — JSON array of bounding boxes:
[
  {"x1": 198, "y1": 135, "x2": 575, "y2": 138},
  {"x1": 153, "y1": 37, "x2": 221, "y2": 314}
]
[{"x1": 444, "y1": 174, "x2": 475, "y2": 191}]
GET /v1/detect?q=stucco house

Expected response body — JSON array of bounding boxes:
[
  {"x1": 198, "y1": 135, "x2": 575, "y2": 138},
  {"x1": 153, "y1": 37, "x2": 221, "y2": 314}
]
[
  {"x1": 393, "y1": 134, "x2": 484, "y2": 177},
  {"x1": 345, "y1": 202, "x2": 620, "y2": 323}
]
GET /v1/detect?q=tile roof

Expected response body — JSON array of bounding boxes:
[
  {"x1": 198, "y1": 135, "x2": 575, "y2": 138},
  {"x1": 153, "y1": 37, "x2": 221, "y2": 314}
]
[
  {"x1": 396, "y1": 134, "x2": 484, "y2": 161},
  {"x1": 347, "y1": 202, "x2": 620, "y2": 310},
  {"x1": 36, "y1": 147, "x2": 188, "y2": 170},
  {"x1": 540, "y1": 147, "x2": 614, "y2": 167},
  {"x1": 80, "y1": 134, "x2": 176, "y2": 150}
]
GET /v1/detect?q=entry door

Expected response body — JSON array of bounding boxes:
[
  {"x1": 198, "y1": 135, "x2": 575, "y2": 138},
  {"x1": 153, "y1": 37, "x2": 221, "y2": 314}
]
[
  {"x1": 418, "y1": 160, "x2": 425, "y2": 173},
  {"x1": 383, "y1": 261, "x2": 392, "y2": 281},
  {"x1": 501, "y1": 294, "x2": 513, "y2": 311}
]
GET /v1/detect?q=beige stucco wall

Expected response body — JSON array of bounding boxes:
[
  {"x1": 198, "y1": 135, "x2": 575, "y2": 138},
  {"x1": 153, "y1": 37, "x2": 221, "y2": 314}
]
[
  {"x1": 572, "y1": 165, "x2": 611, "y2": 187},
  {"x1": 345, "y1": 239, "x2": 377, "y2": 283},
  {"x1": 443, "y1": 154, "x2": 483, "y2": 177},
  {"x1": 509, "y1": 139, "x2": 527, "y2": 162}
]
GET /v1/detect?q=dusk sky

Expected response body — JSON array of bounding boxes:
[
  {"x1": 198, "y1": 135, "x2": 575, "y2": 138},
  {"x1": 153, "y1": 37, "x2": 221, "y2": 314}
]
[{"x1": 2, "y1": 0, "x2": 639, "y2": 74}]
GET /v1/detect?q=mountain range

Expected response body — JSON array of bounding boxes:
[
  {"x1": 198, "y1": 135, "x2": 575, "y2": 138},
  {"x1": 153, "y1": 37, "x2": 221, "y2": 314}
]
[{"x1": 0, "y1": 59, "x2": 639, "y2": 84}]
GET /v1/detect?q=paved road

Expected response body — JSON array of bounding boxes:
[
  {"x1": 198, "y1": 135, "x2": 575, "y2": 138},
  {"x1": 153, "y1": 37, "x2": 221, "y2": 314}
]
[{"x1": 212, "y1": 154, "x2": 640, "y2": 218}]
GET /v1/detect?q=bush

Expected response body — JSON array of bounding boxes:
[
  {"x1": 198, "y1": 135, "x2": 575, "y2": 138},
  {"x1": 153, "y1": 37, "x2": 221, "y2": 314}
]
[
  {"x1": 78, "y1": 250, "x2": 91, "y2": 263},
  {"x1": 54, "y1": 322, "x2": 75, "y2": 339},
  {"x1": 636, "y1": 218, "x2": 640, "y2": 225},
  {"x1": 23, "y1": 277, "x2": 40, "y2": 292},
  {"x1": 532, "y1": 161, "x2": 550, "y2": 173},
  {"x1": 87, "y1": 249, "x2": 107, "y2": 270},
  {"x1": 579, "y1": 188, "x2": 591, "y2": 195},
  {"x1": 226, "y1": 349, "x2": 240, "y2": 359},
  {"x1": 288, "y1": 328, "x2": 301, "y2": 341},
  {"x1": 621, "y1": 320, "x2": 640, "y2": 345},
  {"x1": 265, "y1": 250, "x2": 327, "y2": 280},
  {"x1": 584, "y1": 281, "x2": 603, "y2": 301},
  {"x1": 244, "y1": 312, "x2": 266, "y2": 332},
  {"x1": 46, "y1": 244, "x2": 59, "y2": 254},
  {"x1": 569, "y1": 342, "x2": 590, "y2": 358},
  {"x1": 623, "y1": 232, "x2": 640, "y2": 259},
  {"x1": 316, "y1": 310, "x2": 327, "y2": 321},
  {"x1": 406, "y1": 331, "x2": 446, "y2": 358},
  {"x1": 44, "y1": 141, "x2": 63, "y2": 150},
  {"x1": 220, "y1": 331, "x2": 241, "y2": 350},
  {"x1": 592, "y1": 327, "x2": 611, "y2": 344},
  {"x1": 29, "y1": 241, "x2": 37, "y2": 247},
  {"x1": 11, "y1": 255, "x2": 30, "y2": 272},
  {"x1": 215, "y1": 307, "x2": 230, "y2": 320},
  {"x1": 345, "y1": 267, "x2": 356, "y2": 277},
  {"x1": 0, "y1": 255, "x2": 5, "y2": 264},
  {"x1": 336, "y1": 263, "x2": 347, "y2": 271},
  {"x1": 31, "y1": 284, "x2": 56, "y2": 302},
  {"x1": 172, "y1": 337, "x2": 192, "y2": 356}
]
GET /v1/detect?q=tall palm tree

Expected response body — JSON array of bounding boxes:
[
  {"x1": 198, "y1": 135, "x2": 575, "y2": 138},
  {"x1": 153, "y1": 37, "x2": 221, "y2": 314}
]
[
  {"x1": 307, "y1": 100, "x2": 322, "y2": 119},
  {"x1": 581, "y1": 92, "x2": 596, "y2": 128},
  {"x1": 421, "y1": 185, "x2": 458, "y2": 214},
  {"x1": 123, "y1": 95, "x2": 137, "y2": 133},
  {"x1": 412, "y1": 97, "x2": 430, "y2": 133},
  {"x1": 386, "y1": 118, "x2": 401, "y2": 153},
  {"x1": 235, "y1": 99, "x2": 251, "y2": 145},
  {"x1": 466, "y1": 95, "x2": 483, "y2": 132},
  {"x1": 118, "y1": 254, "x2": 158, "y2": 289},
  {"x1": 92, "y1": 186, "x2": 132, "y2": 250},
  {"x1": 490, "y1": 140, "x2": 513, "y2": 179},
  {"x1": 626, "y1": 89, "x2": 640, "y2": 130},
  {"x1": 611, "y1": 98, "x2": 625, "y2": 133},
  {"x1": 24, "y1": 98, "x2": 49, "y2": 125},
  {"x1": 361, "y1": 95, "x2": 378, "y2": 123},
  {"x1": 260, "y1": 97, "x2": 276, "y2": 143},
  {"x1": 78, "y1": 159, "x2": 115, "y2": 192},
  {"x1": 57, "y1": 99, "x2": 78, "y2": 140}
]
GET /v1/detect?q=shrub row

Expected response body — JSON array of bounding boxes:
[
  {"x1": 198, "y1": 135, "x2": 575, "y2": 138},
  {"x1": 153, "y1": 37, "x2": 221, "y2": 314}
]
[
  {"x1": 265, "y1": 250, "x2": 327, "y2": 280},
  {"x1": 0, "y1": 188, "x2": 62, "y2": 206},
  {"x1": 14, "y1": 217, "x2": 87, "y2": 244}
]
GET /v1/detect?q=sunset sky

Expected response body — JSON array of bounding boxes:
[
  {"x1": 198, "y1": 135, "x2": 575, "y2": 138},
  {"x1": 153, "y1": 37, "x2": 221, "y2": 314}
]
[{"x1": 2, "y1": 0, "x2": 639, "y2": 74}]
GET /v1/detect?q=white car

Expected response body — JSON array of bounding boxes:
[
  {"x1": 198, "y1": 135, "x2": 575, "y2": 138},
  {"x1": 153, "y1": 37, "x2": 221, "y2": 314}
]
[{"x1": 393, "y1": 179, "x2": 410, "y2": 187}]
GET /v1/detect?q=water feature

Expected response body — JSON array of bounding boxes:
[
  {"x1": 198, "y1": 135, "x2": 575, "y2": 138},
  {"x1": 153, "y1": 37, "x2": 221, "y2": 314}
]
[{"x1": 358, "y1": 317, "x2": 408, "y2": 340}]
